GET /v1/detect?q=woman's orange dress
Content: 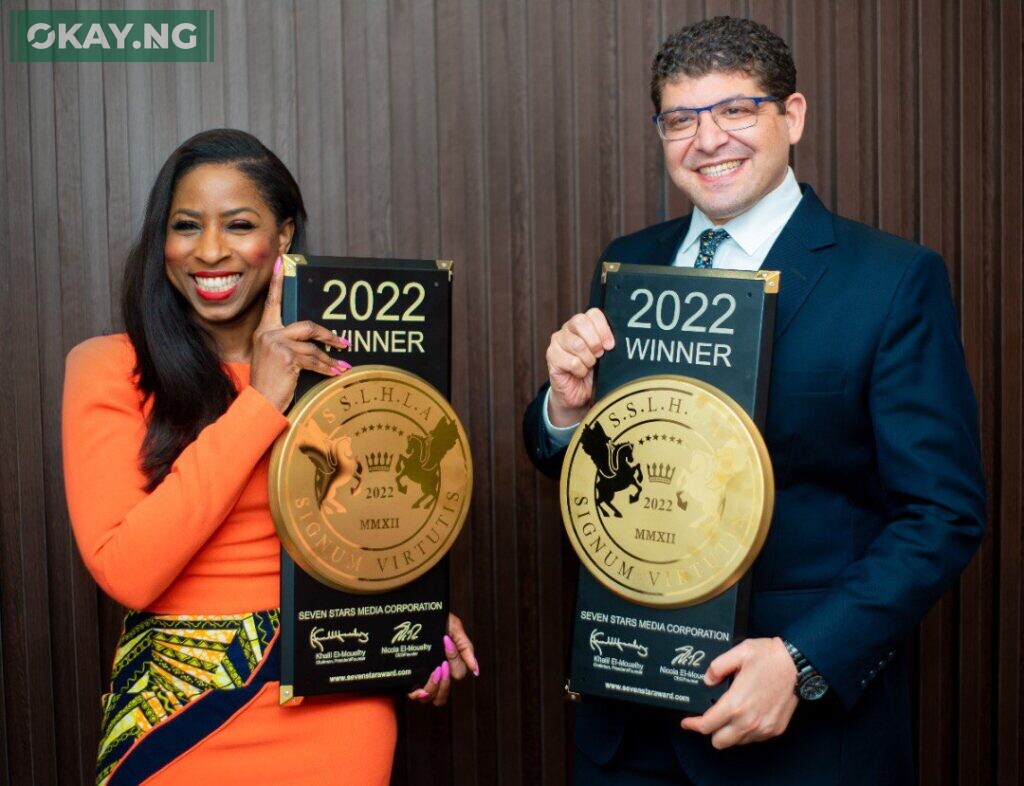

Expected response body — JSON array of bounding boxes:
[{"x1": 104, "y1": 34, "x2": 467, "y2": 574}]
[{"x1": 62, "y1": 334, "x2": 396, "y2": 785}]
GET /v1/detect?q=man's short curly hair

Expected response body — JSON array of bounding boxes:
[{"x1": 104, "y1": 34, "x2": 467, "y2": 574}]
[{"x1": 650, "y1": 16, "x2": 796, "y2": 110}]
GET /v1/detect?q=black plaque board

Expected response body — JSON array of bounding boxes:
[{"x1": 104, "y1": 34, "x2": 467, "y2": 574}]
[
  {"x1": 279, "y1": 255, "x2": 453, "y2": 702},
  {"x1": 567, "y1": 264, "x2": 777, "y2": 713}
]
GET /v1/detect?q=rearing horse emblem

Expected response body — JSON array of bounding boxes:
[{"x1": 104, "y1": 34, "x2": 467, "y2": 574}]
[
  {"x1": 395, "y1": 416, "x2": 459, "y2": 509},
  {"x1": 295, "y1": 419, "x2": 364, "y2": 517},
  {"x1": 579, "y1": 421, "x2": 643, "y2": 518}
]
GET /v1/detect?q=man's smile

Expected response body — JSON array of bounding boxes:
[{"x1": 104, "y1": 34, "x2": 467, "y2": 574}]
[{"x1": 697, "y1": 160, "x2": 745, "y2": 178}]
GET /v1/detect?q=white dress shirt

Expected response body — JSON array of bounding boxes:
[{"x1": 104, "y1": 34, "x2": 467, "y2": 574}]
[{"x1": 542, "y1": 168, "x2": 803, "y2": 447}]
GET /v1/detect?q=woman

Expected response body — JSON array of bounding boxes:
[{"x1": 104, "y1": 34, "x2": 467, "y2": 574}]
[{"x1": 62, "y1": 129, "x2": 477, "y2": 785}]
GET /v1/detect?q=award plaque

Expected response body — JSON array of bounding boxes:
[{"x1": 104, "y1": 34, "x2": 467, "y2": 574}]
[
  {"x1": 564, "y1": 263, "x2": 779, "y2": 712},
  {"x1": 271, "y1": 367, "x2": 471, "y2": 594},
  {"x1": 272, "y1": 255, "x2": 469, "y2": 704}
]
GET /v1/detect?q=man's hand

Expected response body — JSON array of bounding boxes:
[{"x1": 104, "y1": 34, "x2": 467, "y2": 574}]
[
  {"x1": 680, "y1": 637, "x2": 799, "y2": 749},
  {"x1": 546, "y1": 307, "x2": 615, "y2": 426}
]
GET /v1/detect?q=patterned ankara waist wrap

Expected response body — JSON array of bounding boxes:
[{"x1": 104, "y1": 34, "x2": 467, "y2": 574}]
[{"x1": 97, "y1": 609, "x2": 280, "y2": 786}]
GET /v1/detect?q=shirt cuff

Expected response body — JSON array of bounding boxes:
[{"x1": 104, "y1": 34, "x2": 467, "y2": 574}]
[{"x1": 542, "y1": 387, "x2": 580, "y2": 451}]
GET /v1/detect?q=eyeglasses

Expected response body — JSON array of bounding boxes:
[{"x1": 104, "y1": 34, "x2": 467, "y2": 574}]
[{"x1": 652, "y1": 96, "x2": 779, "y2": 141}]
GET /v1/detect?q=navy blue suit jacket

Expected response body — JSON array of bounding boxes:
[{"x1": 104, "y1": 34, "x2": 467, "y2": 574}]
[{"x1": 523, "y1": 186, "x2": 986, "y2": 785}]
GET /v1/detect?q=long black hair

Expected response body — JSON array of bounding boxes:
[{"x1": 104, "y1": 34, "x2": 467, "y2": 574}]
[{"x1": 122, "y1": 128, "x2": 307, "y2": 489}]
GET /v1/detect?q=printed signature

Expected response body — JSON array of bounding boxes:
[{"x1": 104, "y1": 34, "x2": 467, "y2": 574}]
[
  {"x1": 309, "y1": 626, "x2": 370, "y2": 653},
  {"x1": 391, "y1": 620, "x2": 423, "y2": 644},
  {"x1": 589, "y1": 629, "x2": 649, "y2": 658}
]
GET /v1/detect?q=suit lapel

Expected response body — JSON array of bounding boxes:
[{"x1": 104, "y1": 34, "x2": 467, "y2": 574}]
[
  {"x1": 649, "y1": 215, "x2": 691, "y2": 265},
  {"x1": 762, "y1": 186, "x2": 835, "y2": 340}
]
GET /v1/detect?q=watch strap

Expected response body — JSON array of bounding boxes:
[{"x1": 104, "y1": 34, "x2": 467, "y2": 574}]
[{"x1": 783, "y1": 640, "x2": 828, "y2": 701}]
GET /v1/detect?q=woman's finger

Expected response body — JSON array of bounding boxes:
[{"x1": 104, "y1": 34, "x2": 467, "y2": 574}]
[
  {"x1": 406, "y1": 665, "x2": 442, "y2": 704},
  {"x1": 258, "y1": 256, "x2": 285, "y2": 331},
  {"x1": 280, "y1": 319, "x2": 349, "y2": 350},
  {"x1": 443, "y1": 634, "x2": 468, "y2": 680},
  {"x1": 421, "y1": 665, "x2": 442, "y2": 703},
  {"x1": 287, "y1": 341, "x2": 350, "y2": 374},
  {"x1": 447, "y1": 614, "x2": 479, "y2": 676},
  {"x1": 432, "y1": 661, "x2": 451, "y2": 706},
  {"x1": 285, "y1": 344, "x2": 349, "y2": 378}
]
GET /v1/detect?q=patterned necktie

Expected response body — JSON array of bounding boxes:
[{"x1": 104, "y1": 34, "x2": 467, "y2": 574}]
[{"x1": 694, "y1": 228, "x2": 730, "y2": 269}]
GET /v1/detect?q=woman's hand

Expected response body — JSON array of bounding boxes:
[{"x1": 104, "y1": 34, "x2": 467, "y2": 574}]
[
  {"x1": 250, "y1": 257, "x2": 350, "y2": 411},
  {"x1": 407, "y1": 613, "x2": 479, "y2": 706}
]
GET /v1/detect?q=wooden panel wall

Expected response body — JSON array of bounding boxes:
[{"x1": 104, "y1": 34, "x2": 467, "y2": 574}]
[{"x1": 1, "y1": 1, "x2": 1021, "y2": 784}]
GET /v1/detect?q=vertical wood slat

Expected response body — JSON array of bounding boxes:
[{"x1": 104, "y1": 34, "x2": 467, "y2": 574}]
[
  {"x1": 50, "y1": 16, "x2": 89, "y2": 781},
  {"x1": 294, "y1": 0, "x2": 325, "y2": 252},
  {"x1": 996, "y1": 3, "x2": 1023, "y2": 783},
  {"x1": 434, "y1": 2, "x2": 490, "y2": 784},
  {"x1": 525, "y1": 1, "x2": 576, "y2": 780},
  {"x1": 480, "y1": 1, "x2": 528, "y2": 781},
  {"x1": 222, "y1": 0, "x2": 249, "y2": 130},
  {"x1": 957, "y1": 0, "x2": 995, "y2": 781},
  {"x1": 915, "y1": 2, "x2": 958, "y2": 783},
  {"x1": 0, "y1": 5, "x2": 13, "y2": 780},
  {"x1": 313, "y1": 0, "x2": 347, "y2": 255},
  {"x1": 790, "y1": 0, "x2": 834, "y2": 203},
  {"x1": 0, "y1": 3, "x2": 1021, "y2": 784},
  {"x1": 1, "y1": 1, "x2": 54, "y2": 781},
  {"x1": 198, "y1": 0, "x2": 226, "y2": 131},
  {"x1": 2, "y1": 1, "x2": 44, "y2": 782}
]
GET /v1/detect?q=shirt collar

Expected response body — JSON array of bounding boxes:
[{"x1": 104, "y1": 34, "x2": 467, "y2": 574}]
[{"x1": 679, "y1": 168, "x2": 802, "y2": 256}]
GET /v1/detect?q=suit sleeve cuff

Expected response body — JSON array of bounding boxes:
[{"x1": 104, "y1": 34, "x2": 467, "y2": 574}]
[{"x1": 541, "y1": 387, "x2": 579, "y2": 451}]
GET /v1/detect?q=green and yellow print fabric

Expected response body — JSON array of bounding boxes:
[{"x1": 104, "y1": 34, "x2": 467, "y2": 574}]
[{"x1": 97, "y1": 610, "x2": 279, "y2": 785}]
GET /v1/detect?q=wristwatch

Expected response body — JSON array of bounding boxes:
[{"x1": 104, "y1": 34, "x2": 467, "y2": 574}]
[{"x1": 784, "y1": 641, "x2": 829, "y2": 701}]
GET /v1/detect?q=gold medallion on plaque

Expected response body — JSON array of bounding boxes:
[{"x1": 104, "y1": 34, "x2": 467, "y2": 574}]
[
  {"x1": 270, "y1": 366, "x2": 472, "y2": 593},
  {"x1": 561, "y1": 375, "x2": 773, "y2": 608}
]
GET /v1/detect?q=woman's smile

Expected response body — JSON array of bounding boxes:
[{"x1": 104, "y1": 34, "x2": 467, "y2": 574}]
[{"x1": 191, "y1": 271, "x2": 243, "y2": 300}]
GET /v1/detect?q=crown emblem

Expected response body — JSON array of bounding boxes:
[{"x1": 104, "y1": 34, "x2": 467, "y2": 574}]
[
  {"x1": 646, "y1": 462, "x2": 676, "y2": 484},
  {"x1": 365, "y1": 451, "x2": 393, "y2": 473}
]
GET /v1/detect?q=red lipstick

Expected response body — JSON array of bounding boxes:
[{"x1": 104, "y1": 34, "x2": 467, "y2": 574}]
[{"x1": 191, "y1": 272, "x2": 241, "y2": 302}]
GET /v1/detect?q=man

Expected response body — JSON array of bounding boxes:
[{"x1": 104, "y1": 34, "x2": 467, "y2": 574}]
[{"x1": 523, "y1": 16, "x2": 985, "y2": 786}]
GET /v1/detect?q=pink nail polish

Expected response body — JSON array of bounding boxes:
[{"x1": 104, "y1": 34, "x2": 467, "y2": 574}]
[
  {"x1": 431, "y1": 666, "x2": 442, "y2": 683},
  {"x1": 336, "y1": 360, "x2": 352, "y2": 370},
  {"x1": 441, "y1": 661, "x2": 450, "y2": 680},
  {"x1": 273, "y1": 256, "x2": 282, "y2": 274},
  {"x1": 443, "y1": 635, "x2": 456, "y2": 655},
  {"x1": 472, "y1": 666, "x2": 480, "y2": 677},
  {"x1": 415, "y1": 689, "x2": 430, "y2": 699},
  {"x1": 338, "y1": 336, "x2": 351, "y2": 348}
]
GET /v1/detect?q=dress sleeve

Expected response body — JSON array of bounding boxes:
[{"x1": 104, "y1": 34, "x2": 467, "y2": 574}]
[{"x1": 61, "y1": 337, "x2": 290, "y2": 609}]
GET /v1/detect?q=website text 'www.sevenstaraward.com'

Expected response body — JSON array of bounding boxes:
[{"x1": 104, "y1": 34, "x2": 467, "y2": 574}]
[{"x1": 604, "y1": 682, "x2": 692, "y2": 704}]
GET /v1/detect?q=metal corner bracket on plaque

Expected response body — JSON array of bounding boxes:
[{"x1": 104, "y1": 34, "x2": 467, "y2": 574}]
[
  {"x1": 282, "y1": 253, "x2": 309, "y2": 277},
  {"x1": 279, "y1": 684, "x2": 304, "y2": 706},
  {"x1": 755, "y1": 269, "x2": 781, "y2": 293}
]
